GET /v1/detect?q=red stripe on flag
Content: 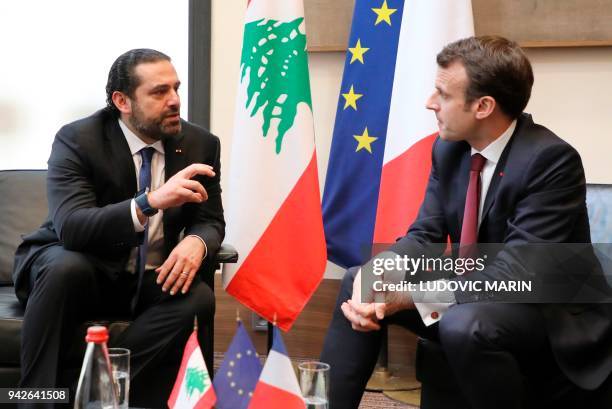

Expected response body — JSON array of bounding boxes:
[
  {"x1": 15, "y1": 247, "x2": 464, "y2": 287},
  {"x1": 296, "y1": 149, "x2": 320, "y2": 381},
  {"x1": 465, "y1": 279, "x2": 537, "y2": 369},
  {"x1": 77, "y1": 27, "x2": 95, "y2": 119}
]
[
  {"x1": 168, "y1": 331, "x2": 199, "y2": 408},
  {"x1": 373, "y1": 133, "x2": 437, "y2": 243},
  {"x1": 226, "y1": 153, "x2": 326, "y2": 331},
  {"x1": 249, "y1": 381, "x2": 305, "y2": 409},
  {"x1": 195, "y1": 388, "x2": 216, "y2": 409}
]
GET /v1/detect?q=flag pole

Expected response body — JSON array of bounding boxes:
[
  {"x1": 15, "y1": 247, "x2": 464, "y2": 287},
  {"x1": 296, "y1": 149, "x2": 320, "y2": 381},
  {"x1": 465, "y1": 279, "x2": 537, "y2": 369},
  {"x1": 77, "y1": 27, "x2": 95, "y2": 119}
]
[
  {"x1": 267, "y1": 322, "x2": 273, "y2": 352},
  {"x1": 267, "y1": 313, "x2": 278, "y2": 353}
]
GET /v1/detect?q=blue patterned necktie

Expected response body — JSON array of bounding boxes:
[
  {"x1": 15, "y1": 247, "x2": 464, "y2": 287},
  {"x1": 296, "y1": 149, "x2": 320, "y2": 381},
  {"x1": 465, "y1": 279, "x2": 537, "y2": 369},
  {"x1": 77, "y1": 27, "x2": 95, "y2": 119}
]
[{"x1": 132, "y1": 147, "x2": 156, "y2": 314}]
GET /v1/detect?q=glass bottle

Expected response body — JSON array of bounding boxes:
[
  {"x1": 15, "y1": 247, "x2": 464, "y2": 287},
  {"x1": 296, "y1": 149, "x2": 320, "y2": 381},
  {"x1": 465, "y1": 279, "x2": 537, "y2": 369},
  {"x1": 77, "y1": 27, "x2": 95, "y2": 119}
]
[{"x1": 73, "y1": 326, "x2": 119, "y2": 409}]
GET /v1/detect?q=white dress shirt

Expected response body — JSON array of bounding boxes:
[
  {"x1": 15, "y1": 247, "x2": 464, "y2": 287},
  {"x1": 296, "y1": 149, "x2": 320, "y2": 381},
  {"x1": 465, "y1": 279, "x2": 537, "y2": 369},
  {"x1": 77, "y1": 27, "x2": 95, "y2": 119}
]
[
  {"x1": 413, "y1": 120, "x2": 517, "y2": 326},
  {"x1": 118, "y1": 119, "x2": 166, "y2": 273}
]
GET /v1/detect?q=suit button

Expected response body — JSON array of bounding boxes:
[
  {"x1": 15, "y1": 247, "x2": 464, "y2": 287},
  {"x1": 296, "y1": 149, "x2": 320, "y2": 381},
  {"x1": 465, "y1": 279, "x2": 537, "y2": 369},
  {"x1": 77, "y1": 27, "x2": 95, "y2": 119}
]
[{"x1": 431, "y1": 311, "x2": 439, "y2": 320}]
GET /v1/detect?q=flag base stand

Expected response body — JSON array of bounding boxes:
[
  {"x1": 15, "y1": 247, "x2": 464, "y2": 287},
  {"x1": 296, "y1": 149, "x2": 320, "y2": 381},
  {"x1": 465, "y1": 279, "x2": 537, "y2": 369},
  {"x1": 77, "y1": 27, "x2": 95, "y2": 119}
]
[
  {"x1": 365, "y1": 367, "x2": 420, "y2": 391},
  {"x1": 383, "y1": 389, "x2": 421, "y2": 406},
  {"x1": 365, "y1": 326, "x2": 420, "y2": 392}
]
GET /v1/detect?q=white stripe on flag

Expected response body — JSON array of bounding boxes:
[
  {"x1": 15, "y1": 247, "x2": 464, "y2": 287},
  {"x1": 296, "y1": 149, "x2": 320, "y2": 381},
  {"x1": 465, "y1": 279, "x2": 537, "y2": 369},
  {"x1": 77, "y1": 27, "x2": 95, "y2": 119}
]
[
  {"x1": 384, "y1": 0, "x2": 474, "y2": 164},
  {"x1": 173, "y1": 347, "x2": 211, "y2": 407},
  {"x1": 223, "y1": 82, "x2": 315, "y2": 283},
  {"x1": 258, "y1": 349, "x2": 302, "y2": 396},
  {"x1": 246, "y1": 0, "x2": 305, "y2": 21}
]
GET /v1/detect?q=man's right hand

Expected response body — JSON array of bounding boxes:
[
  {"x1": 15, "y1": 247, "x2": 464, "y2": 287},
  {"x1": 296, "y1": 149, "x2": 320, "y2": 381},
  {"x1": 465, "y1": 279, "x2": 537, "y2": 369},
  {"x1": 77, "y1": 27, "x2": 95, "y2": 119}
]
[
  {"x1": 148, "y1": 163, "x2": 215, "y2": 210},
  {"x1": 341, "y1": 268, "x2": 382, "y2": 332}
]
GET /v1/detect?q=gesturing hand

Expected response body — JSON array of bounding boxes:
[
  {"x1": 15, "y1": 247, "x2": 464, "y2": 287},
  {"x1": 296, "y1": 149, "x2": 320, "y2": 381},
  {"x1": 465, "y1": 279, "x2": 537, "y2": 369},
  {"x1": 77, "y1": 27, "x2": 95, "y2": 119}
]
[
  {"x1": 148, "y1": 163, "x2": 215, "y2": 210},
  {"x1": 155, "y1": 236, "x2": 206, "y2": 295}
]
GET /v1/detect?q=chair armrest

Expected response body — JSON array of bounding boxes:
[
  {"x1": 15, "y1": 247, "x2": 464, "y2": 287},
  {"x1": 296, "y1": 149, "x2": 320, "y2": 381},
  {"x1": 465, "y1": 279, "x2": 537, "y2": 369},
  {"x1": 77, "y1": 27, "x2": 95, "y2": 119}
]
[{"x1": 214, "y1": 243, "x2": 239, "y2": 264}]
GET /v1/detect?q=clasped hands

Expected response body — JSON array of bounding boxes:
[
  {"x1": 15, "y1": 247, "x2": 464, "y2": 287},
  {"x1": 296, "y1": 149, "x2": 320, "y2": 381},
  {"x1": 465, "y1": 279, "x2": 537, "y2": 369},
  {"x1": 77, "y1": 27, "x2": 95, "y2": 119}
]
[
  {"x1": 341, "y1": 260, "x2": 415, "y2": 332},
  {"x1": 145, "y1": 163, "x2": 215, "y2": 296}
]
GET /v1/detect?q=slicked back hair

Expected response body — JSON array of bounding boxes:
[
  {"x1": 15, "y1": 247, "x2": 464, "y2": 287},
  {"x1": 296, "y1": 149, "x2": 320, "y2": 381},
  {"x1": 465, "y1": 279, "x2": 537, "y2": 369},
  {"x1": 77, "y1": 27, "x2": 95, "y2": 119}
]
[{"x1": 105, "y1": 48, "x2": 171, "y2": 117}]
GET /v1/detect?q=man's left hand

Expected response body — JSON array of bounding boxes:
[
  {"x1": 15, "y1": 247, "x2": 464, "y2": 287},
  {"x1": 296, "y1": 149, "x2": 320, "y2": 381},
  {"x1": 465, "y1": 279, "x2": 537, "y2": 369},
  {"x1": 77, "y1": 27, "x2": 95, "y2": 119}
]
[
  {"x1": 372, "y1": 288, "x2": 415, "y2": 320},
  {"x1": 342, "y1": 260, "x2": 416, "y2": 331},
  {"x1": 346, "y1": 289, "x2": 414, "y2": 327},
  {"x1": 155, "y1": 236, "x2": 206, "y2": 295}
]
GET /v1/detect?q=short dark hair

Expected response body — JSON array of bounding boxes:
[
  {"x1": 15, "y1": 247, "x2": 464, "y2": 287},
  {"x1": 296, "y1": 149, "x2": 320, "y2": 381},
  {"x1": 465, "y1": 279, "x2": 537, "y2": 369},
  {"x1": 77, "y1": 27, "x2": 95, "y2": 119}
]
[
  {"x1": 436, "y1": 36, "x2": 534, "y2": 119},
  {"x1": 105, "y1": 48, "x2": 171, "y2": 117}
]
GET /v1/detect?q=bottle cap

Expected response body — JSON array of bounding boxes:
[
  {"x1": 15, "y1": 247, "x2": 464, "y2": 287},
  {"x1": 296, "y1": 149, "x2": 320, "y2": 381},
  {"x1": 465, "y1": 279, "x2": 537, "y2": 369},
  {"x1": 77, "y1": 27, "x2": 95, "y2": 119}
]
[{"x1": 85, "y1": 326, "x2": 109, "y2": 343}]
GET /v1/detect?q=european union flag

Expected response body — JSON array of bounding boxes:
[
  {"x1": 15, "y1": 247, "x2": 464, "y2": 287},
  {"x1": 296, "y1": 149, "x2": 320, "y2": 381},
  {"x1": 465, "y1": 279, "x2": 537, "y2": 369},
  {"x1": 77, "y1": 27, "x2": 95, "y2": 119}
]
[
  {"x1": 322, "y1": 0, "x2": 406, "y2": 268},
  {"x1": 213, "y1": 322, "x2": 262, "y2": 409}
]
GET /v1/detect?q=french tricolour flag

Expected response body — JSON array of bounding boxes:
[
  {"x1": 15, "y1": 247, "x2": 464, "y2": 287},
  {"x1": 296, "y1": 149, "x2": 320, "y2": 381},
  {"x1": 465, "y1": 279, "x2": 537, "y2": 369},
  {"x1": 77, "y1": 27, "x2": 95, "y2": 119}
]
[
  {"x1": 249, "y1": 327, "x2": 304, "y2": 408},
  {"x1": 323, "y1": 0, "x2": 474, "y2": 268}
]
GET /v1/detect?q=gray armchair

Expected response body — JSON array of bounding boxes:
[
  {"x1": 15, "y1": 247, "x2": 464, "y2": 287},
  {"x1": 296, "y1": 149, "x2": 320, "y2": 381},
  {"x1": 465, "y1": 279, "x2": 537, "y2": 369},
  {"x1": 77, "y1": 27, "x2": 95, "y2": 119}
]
[{"x1": 0, "y1": 169, "x2": 237, "y2": 408}]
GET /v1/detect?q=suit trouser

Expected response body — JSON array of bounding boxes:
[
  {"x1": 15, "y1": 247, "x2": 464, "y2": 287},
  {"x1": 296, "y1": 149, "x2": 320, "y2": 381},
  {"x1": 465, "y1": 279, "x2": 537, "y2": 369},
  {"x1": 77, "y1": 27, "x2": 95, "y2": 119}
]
[
  {"x1": 19, "y1": 244, "x2": 215, "y2": 408},
  {"x1": 320, "y1": 267, "x2": 583, "y2": 409}
]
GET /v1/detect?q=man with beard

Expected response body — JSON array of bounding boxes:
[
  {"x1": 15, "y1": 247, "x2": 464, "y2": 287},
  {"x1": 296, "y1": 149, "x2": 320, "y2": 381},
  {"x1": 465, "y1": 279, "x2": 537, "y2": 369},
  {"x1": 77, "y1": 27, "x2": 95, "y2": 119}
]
[{"x1": 12, "y1": 49, "x2": 224, "y2": 405}]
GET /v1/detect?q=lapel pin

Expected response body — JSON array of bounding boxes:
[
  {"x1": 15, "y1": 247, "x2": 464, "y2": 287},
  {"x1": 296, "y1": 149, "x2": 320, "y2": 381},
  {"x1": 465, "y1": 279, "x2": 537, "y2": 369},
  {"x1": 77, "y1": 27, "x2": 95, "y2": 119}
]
[
  {"x1": 175, "y1": 148, "x2": 183, "y2": 154},
  {"x1": 499, "y1": 171, "x2": 504, "y2": 177}
]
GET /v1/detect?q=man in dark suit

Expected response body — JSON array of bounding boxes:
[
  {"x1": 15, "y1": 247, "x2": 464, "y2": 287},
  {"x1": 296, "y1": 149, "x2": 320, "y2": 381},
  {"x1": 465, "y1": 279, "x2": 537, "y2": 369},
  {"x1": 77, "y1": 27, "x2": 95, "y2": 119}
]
[
  {"x1": 12, "y1": 49, "x2": 224, "y2": 405},
  {"x1": 321, "y1": 36, "x2": 612, "y2": 409}
]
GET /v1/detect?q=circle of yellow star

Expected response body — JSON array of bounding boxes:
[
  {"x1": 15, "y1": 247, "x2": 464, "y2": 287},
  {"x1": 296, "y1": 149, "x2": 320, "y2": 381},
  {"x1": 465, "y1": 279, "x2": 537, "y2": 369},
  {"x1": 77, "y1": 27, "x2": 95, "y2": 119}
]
[
  {"x1": 354, "y1": 127, "x2": 378, "y2": 153},
  {"x1": 372, "y1": 0, "x2": 397, "y2": 26},
  {"x1": 348, "y1": 39, "x2": 369, "y2": 64},
  {"x1": 342, "y1": 85, "x2": 363, "y2": 110}
]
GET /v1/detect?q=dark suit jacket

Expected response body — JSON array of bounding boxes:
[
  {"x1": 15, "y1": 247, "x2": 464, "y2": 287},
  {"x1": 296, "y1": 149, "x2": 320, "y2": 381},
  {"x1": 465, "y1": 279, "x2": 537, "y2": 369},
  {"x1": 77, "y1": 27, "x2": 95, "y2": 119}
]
[
  {"x1": 13, "y1": 109, "x2": 225, "y2": 304},
  {"x1": 389, "y1": 113, "x2": 612, "y2": 390}
]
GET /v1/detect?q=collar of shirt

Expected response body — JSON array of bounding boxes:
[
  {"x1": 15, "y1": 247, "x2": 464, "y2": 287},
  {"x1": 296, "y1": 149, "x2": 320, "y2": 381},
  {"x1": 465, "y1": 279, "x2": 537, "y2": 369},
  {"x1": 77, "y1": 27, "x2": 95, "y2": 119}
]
[
  {"x1": 118, "y1": 119, "x2": 165, "y2": 157},
  {"x1": 471, "y1": 119, "x2": 517, "y2": 165}
]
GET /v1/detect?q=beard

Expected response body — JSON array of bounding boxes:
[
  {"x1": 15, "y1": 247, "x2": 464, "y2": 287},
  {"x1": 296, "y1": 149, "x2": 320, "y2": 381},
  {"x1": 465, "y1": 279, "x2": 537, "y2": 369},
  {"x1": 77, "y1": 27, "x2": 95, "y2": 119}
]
[{"x1": 129, "y1": 103, "x2": 182, "y2": 141}]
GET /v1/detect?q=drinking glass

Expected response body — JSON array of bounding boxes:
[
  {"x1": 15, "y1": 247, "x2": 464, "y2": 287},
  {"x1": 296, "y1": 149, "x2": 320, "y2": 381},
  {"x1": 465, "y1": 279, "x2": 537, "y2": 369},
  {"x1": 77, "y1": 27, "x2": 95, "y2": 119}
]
[
  {"x1": 108, "y1": 348, "x2": 130, "y2": 409},
  {"x1": 298, "y1": 361, "x2": 330, "y2": 409}
]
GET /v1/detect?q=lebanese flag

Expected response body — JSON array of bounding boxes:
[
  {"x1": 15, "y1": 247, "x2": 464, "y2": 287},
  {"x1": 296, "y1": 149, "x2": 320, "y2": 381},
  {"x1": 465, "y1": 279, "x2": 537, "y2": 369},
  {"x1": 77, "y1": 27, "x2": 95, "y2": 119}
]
[
  {"x1": 373, "y1": 0, "x2": 474, "y2": 242},
  {"x1": 222, "y1": 0, "x2": 326, "y2": 331},
  {"x1": 167, "y1": 331, "x2": 216, "y2": 409},
  {"x1": 249, "y1": 327, "x2": 305, "y2": 409}
]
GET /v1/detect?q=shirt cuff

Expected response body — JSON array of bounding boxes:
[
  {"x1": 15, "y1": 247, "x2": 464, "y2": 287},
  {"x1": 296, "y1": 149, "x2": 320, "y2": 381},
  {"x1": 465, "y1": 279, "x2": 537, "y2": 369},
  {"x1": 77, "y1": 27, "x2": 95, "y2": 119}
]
[
  {"x1": 414, "y1": 301, "x2": 453, "y2": 326},
  {"x1": 412, "y1": 279, "x2": 456, "y2": 326},
  {"x1": 187, "y1": 235, "x2": 208, "y2": 259},
  {"x1": 131, "y1": 199, "x2": 146, "y2": 232}
]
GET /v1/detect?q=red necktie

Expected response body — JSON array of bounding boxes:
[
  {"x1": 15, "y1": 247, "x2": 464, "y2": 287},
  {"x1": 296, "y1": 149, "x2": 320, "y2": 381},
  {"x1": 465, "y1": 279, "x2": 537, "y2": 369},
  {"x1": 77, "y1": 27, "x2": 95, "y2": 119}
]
[{"x1": 459, "y1": 153, "x2": 487, "y2": 259}]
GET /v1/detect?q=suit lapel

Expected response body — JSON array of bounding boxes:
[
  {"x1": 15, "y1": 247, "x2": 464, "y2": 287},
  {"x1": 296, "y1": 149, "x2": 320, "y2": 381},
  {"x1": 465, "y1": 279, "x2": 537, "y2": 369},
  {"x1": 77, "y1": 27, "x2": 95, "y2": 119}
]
[
  {"x1": 480, "y1": 159, "x2": 506, "y2": 222},
  {"x1": 105, "y1": 118, "x2": 137, "y2": 196},
  {"x1": 456, "y1": 149, "x2": 472, "y2": 230},
  {"x1": 480, "y1": 119, "x2": 522, "y2": 224},
  {"x1": 161, "y1": 130, "x2": 186, "y2": 251},
  {"x1": 163, "y1": 131, "x2": 186, "y2": 181}
]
